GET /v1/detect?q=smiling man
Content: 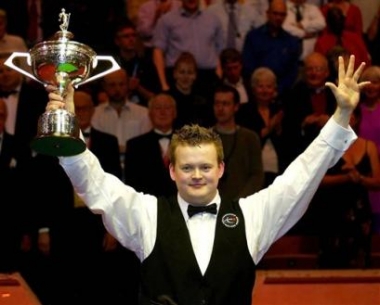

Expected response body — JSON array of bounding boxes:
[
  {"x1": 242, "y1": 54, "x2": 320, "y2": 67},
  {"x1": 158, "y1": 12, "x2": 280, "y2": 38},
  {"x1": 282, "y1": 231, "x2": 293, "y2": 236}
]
[{"x1": 46, "y1": 55, "x2": 368, "y2": 305}]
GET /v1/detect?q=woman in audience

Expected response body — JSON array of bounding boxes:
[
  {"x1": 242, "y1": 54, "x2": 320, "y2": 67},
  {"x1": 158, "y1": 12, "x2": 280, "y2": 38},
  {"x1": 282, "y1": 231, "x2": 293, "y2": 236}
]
[
  {"x1": 358, "y1": 66, "x2": 380, "y2": 235},
  {"x1": 236, "y1": 67, "x2": 284, "y2": 187},
  {"x1": 317, "y1": 107, "x2": 380, "y2": 268}
]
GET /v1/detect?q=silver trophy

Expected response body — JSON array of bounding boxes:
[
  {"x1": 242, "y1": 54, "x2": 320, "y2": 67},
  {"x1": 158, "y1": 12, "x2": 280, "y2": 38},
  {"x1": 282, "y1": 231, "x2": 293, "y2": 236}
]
[{"x1": 4, "y1": 8, "x2": 120, "y2": 156}]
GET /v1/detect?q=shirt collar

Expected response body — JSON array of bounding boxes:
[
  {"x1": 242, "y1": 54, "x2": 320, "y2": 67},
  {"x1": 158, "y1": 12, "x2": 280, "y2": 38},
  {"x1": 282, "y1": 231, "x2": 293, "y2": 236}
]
[
  {"x1": 154, "y1": 128, "x2": 173, "y2": 136},
  {"x1": 180, "y1": 7, "x2": 202, "y2": 17}
]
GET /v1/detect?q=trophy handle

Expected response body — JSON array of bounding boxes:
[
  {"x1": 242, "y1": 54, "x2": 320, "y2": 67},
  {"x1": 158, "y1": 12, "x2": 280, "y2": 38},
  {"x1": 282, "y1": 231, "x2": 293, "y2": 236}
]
[
  {"x1": 75, "y1": 55, "x2": 120, "y2": 88},
  {"x1": 4, "y1": 52, "x2": 46, "y2": 86}
]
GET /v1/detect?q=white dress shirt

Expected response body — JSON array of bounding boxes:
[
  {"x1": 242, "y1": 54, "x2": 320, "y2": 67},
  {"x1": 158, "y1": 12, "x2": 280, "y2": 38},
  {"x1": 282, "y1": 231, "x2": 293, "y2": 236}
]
[
  {"x1": 59, "y1": 118, "x2": 356, "y2": 274},
  {"x1": 282, "y1": 1, "x2": 326, "y2": 60},
  {"x1": 91, "y1": 100, "x2": 152, "y2": 151},
  {"x1": 207, "y1": 1, "x2": 265, "y2": 52}
]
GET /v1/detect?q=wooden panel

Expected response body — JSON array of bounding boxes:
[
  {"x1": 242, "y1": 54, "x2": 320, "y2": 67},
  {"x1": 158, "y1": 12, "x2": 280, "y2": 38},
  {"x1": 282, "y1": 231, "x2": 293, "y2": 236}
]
[
  {"x1": 0, "y1": 273, "x2": 41, "y2": 305},
  {"x1": 252, "y1": 269, "x2": 380, "y2": 305}
]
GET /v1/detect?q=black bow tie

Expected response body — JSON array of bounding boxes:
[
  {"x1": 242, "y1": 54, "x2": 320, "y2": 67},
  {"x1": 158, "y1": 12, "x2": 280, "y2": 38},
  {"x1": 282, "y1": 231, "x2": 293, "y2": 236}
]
[
  {"x1": 155, "y1": 132, "x2": 172, "y2": 140},
  {"x1": 0, "y1": 90, "x2": 18, "y2": 98},
  {"x1": 187, "y1": 203, "x2": 217, "y2": 218},
  {"x1": 82, "y1": 131, "x2": 91, "y2": 137}
]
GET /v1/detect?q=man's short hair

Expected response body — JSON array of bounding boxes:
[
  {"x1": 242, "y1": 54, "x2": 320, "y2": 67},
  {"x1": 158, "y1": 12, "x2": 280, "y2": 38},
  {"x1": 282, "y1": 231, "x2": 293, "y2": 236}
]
[{"x1": 170, "y1": 124, "x2": 224, "y2": 165}]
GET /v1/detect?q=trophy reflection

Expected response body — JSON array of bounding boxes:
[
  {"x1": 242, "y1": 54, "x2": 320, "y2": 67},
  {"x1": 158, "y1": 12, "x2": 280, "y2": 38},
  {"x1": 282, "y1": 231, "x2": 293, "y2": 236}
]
[{"x1": 4, "y1": 8, "x2": 120, "y2": 156}]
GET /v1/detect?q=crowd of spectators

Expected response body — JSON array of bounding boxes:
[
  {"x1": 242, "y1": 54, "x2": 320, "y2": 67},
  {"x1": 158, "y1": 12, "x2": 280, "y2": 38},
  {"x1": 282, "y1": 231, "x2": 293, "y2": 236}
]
[{"x1": 2, "y1": 0, "x2": 380, "y2": 303}]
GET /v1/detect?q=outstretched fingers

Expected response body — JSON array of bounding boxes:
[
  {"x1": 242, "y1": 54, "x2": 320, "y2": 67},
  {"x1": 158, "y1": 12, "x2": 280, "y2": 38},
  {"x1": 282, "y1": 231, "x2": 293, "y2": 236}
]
[{"x1": 344, "y1": 55, "x2": 355, "y2": 78}]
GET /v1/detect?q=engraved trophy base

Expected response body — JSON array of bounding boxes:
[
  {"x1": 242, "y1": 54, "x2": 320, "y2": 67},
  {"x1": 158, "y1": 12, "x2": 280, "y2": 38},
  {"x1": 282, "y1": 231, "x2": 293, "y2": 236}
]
[{"x1": 30, "y1": 109, "x2": 86, "y2": 156}]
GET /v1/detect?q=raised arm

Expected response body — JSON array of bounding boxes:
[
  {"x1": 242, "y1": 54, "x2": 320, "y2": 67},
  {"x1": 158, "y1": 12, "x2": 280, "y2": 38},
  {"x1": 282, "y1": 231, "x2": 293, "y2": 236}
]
[{"x1": 325, "y1": 55, "x2": 370, "y2": 128}]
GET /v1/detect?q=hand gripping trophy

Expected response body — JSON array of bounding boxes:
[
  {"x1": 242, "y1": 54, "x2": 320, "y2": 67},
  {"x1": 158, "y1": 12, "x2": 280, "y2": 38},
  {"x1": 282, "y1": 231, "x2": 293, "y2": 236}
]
[{"x1": 4, "y1": 8, "x2": 120, "y2": 156}]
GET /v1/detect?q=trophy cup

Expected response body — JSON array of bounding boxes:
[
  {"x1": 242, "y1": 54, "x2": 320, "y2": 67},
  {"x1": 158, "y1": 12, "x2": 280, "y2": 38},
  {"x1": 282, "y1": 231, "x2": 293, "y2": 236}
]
[{"x1": 4, "y1": 8, "x2": 120, "y2": 156}]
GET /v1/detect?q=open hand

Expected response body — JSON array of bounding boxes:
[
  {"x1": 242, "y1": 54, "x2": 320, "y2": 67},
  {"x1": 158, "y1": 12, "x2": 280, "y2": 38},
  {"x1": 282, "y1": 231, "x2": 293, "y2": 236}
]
[{"x1": 325, "y1": 55, "x2": 370, "y2": 127}]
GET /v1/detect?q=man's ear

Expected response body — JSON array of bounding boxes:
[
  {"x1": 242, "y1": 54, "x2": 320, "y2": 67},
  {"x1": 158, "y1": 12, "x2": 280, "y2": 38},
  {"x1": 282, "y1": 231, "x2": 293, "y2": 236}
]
[
  {"x1": 169, "y1": 163, "x2": 176, "y2": 181},
  {"x1": 218, "y1": 162, "x2": 225, "y2": 179}
]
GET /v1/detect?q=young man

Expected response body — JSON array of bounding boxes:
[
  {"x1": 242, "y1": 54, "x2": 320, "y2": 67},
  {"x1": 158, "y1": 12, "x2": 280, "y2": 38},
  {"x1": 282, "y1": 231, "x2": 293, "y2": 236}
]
[
  {"x1": 46, "y1": 55, "x2": 368, "y2": 305},
  {"x1": 212, "y1": 84, "x2": 264, "y2": 199}
]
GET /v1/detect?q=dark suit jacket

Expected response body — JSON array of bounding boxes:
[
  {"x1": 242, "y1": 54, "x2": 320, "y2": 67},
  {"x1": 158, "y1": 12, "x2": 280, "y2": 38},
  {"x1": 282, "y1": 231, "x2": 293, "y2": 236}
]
[
  {"x1": 89, "y1": 127, "x2": 122, "y2": 179},
  {"x1": 124, "y1": 130, "x2": 177, "y2": 197},
  {"x1": 281, "y1": 81, "x2": 336, "y2": 167},
  {"x1": 13, "y1": 81, "x2": 48, "y2": 167},
  {"x1": 0, "y1": 131, "x2": 22, "y2": 271}
]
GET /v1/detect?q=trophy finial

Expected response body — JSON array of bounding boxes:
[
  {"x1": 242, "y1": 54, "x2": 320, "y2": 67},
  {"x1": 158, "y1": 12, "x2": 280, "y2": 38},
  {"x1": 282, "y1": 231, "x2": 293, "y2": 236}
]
[{"x1": 59, "y1": 8, "x2": 70, "y2": 32}]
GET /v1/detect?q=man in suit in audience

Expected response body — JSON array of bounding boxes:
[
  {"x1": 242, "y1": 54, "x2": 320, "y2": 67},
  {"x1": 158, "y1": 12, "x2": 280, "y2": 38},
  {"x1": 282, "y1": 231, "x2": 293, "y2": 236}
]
[
  {"x1": 124, "y1": 93, "x2": 177, "y2": 197},
  {"x1": 282, "y1": 51, "x2": 336, "y2": 168},
  {"x1": 75, "y1": 90, "x2": 122, "y2": 178}
]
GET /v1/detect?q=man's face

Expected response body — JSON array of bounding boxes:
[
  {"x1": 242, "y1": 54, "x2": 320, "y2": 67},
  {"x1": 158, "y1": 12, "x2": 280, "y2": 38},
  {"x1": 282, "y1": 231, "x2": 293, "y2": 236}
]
[
  {"x1": 304, "y1": 58, "x2": 329, "y2": 88},
  {"x1": 114, "y1": 27, "x2": 137, "y2": 52},
  {"x1": 103, "y1": 70, "x2": 129, "y2": 103},
  {"x1": 74, "y1": 93, "x2": 94, "y2": 130},
  {"x1": 223, "y1": 61, "x2": 242, "y2": 84},
  {"x1": 170, "y1": 143, "x2": 224, "y2": 205},
  {"x1": 362, "y1": 78, "x2": 380, "y2": 100},
  {"x1": 173, "y1": 62, "x2": 197, "y2": 92},
  {"x1": 213, "y1": 92, "x2": 238, "y2": 125},
  {"x1": 149, "y1": 95, "x2": 176, "y2": 131},
  {"x1": 267, "y1": 2, "x2": 287, "y2": 29}
]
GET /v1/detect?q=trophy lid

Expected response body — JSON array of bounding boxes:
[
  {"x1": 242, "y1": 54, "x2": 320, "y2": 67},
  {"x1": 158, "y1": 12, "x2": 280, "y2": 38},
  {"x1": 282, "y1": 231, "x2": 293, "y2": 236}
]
[{"x1": 28, "y1": 8, "x2": 97, "y2": 88}]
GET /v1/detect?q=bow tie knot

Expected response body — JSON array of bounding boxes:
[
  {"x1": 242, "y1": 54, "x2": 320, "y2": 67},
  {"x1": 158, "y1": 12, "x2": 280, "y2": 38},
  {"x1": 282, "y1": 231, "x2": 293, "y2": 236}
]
[
  {"x1": 155, "y1": 132, "x2": 172, "y2": 140},
  {"x1": 187, "y1": 203, "x2": 217, "y2": 218}
]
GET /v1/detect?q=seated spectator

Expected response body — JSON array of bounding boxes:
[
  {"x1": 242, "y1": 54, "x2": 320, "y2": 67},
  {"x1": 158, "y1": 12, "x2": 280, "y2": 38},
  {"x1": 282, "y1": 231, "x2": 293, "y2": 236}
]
[
  {"x1": 212, "y1": 84, "x2": 264, "y2": 199},
  {"x1": 316, "y1": 107, "x2": 380, "y2": 269},
  {"x1": 282, "y1": 52, "x2": 336, "y2": 167},
  {"x1": 236, "y1": 67, "x2": 284, "y2": 187},
  {"x1": 112, "y1": 20, "x2": 161, "y2": 106},
  {"x1": 168, "y1": 52, "x2": 215, "y2": 129},
  {"x1": 219, "y1": 47, "x2": 251, "y2": 105},
  {"x1": 358, "y1": 66, "x2": 380, "y2": 235},
  {"x1": 91, "y1": 68, "x2": 152, "y2": 155},
  {"x1": 315, "y1": 7, "x2": 371, "y2": 69},
  {"x1": 124, "y1": 93, "x2": 177, "y2": 197}
]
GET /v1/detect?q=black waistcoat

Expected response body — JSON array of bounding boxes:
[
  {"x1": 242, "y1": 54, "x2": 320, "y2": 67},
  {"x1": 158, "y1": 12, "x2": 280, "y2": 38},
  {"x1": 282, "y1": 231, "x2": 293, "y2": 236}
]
[{"x1": 140, "y1": 196, "x2": 256, "y2": 305}]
